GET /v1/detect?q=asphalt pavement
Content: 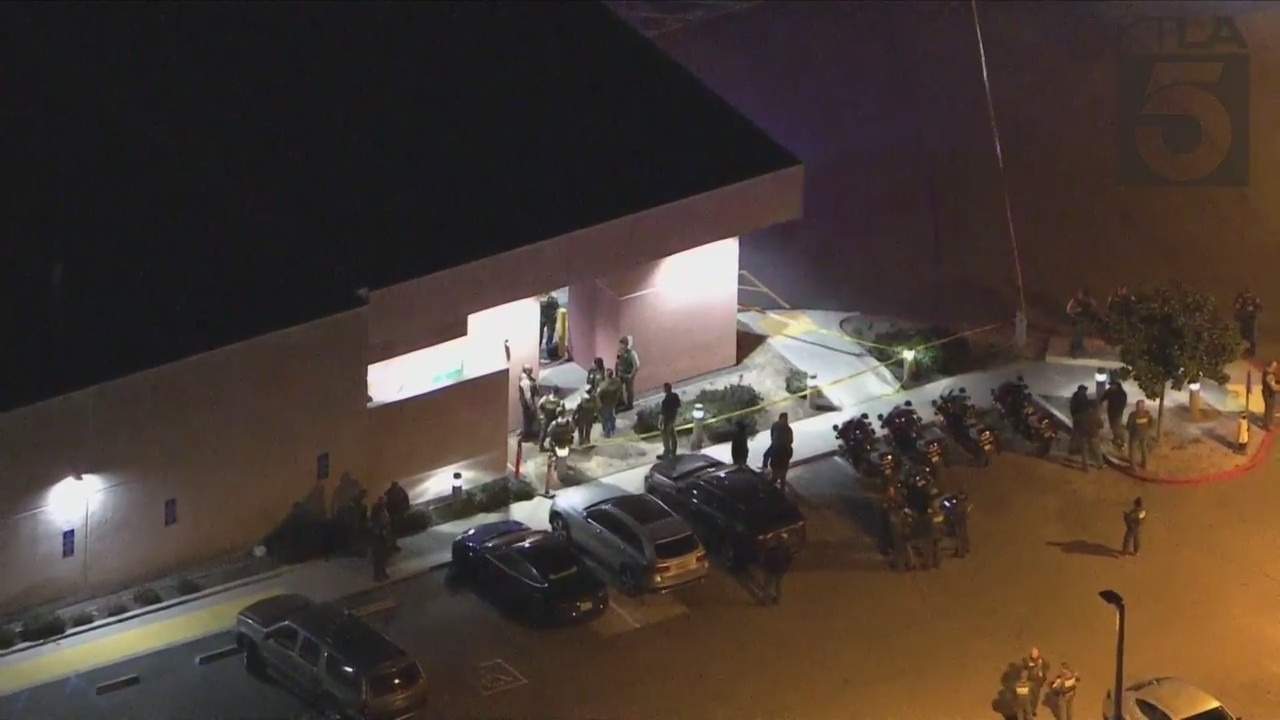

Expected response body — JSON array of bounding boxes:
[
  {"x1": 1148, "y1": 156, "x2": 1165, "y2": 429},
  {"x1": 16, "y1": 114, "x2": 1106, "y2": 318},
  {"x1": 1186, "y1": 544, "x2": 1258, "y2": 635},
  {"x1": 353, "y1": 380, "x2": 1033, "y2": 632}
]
[{"x1": 6, "y1": 447, "x2": 1279, "y2": 719}]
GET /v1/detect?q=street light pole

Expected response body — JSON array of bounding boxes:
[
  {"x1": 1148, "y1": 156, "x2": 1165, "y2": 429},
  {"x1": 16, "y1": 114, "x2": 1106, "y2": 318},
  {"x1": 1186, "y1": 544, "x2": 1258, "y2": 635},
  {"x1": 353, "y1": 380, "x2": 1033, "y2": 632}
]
[{"x1": 1099, "y1": 589, "x2": 1126, "y2": 720}]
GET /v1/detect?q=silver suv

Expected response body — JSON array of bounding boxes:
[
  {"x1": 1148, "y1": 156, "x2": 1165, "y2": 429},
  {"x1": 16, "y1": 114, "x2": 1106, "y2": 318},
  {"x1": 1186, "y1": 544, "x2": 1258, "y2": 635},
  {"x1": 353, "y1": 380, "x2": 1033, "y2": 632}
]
[
  {"x1": 236, "y1": 594, "x2": 427, "y2": 720},
  {"x1": 1103, "y1": 676, "x2": 1239, "y2": 720},
  {"x1": 549, "y1": 482, "x2": 708, "y2": 595}
]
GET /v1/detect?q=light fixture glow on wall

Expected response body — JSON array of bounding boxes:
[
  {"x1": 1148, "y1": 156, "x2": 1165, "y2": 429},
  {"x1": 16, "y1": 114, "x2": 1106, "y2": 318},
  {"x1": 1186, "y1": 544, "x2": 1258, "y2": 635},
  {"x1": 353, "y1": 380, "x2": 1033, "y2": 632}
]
[
  {"x1": 47, "y1": 473, "x2": 103, "y2": 526},
  {"x1": 654, "y1": 238, "x2": 738, "y2": 301}
]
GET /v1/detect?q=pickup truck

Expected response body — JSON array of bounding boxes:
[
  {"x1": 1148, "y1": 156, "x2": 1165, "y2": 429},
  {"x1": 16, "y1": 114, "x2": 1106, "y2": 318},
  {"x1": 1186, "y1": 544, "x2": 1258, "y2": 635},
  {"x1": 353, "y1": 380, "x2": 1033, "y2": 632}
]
[{"x1": 235, "y1": 593, "x2": 426, "y2": 720}]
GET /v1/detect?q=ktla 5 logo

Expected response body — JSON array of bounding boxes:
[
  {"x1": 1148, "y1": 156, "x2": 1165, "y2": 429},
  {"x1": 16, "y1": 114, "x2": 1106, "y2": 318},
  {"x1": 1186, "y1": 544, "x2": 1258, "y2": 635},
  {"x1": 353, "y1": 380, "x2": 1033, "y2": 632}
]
[{"x1": 1117, "y1": 16, "x2": 1249, "y2": 186}]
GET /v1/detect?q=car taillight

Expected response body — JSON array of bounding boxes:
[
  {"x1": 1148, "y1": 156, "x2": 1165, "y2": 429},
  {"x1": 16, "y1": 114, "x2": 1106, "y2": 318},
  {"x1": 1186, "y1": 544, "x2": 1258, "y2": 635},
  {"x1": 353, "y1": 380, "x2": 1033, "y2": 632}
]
[{"x1": 695, "y1": 551, "x2": 706, "y2": 561}]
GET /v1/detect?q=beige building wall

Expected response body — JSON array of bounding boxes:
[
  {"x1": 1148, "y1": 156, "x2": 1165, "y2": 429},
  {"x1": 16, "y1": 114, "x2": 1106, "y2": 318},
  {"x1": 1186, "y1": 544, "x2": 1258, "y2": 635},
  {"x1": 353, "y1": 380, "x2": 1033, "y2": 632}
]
[{"x1": 0, "y1": 311, "x2": 370, "y2": 612}]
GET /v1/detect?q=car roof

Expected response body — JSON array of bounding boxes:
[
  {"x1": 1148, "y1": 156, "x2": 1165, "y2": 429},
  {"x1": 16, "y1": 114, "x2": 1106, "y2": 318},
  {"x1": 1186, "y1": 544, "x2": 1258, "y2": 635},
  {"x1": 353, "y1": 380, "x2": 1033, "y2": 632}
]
[
  {"x1": 602, "y1": 494, "x2": 673, "y2": 526},
  {"x1": 238, "y1": 593, "x2": 315, "y2": 628},
  {"x1": 651, "y1": 453, "x2": 726, "y2": 481},
  {"x1": 289, "y1": 602, "x2": 409, "y2": 671},
  {"x1": 552, "y1": 482, "x2": 631, "y2": 513},
  {"x1": 1127, "y1": 677, "x2": 1226, "y2": 717}
]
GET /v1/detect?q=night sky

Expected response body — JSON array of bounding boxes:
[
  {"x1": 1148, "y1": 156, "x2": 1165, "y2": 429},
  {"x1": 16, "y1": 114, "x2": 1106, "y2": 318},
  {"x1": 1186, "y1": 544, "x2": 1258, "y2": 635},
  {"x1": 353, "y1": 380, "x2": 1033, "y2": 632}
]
[{"x1": 0, "y1": 1, "x2": 793, "y2": 412}]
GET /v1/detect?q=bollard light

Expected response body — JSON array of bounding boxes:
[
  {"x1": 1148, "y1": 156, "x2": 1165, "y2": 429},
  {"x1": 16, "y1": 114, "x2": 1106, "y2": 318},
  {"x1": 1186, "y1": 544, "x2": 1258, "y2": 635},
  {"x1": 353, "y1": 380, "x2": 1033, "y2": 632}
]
[
  {"x1": 690, "y1": 403, "x2": 708, "y2": 452},
  {"x1": 1188, "y1": 380, "x2": 1203, "y2": 420},
  {"x1": 1188, "y1": 381, "x2": 1201, "y2": 392},
  {"x1": 901, "y1": 349, "x2": 917, "y2": 384},
  {"x1": 1095, "y1": 368, "x2": 1109, "y2": 401},
  {"x1": 451, "y1": 471, "x2": 464, "y2": 502},
  {"x1": 691, "y1": 403, "x2": 707, "y2": 422},
  {"x1": 901, "y1": 349, "x2": 917, "y2": 361}
]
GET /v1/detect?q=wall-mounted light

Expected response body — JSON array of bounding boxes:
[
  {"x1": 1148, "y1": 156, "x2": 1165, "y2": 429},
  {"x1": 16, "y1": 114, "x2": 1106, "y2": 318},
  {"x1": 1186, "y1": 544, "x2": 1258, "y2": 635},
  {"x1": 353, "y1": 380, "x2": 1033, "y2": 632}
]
[
  {"x1": 48, "y1": 473, "x2": 102, "y2": 527},
  {"x1": 901, "y1": 349, "x2": 917, "y2": 361}
]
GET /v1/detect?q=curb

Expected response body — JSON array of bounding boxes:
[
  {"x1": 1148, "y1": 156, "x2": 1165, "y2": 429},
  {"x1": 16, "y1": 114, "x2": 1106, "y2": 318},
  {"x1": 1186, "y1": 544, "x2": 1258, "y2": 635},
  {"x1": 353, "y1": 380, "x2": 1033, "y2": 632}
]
[
  {"x1": 1104, "y1": 429, "x2": 1275, "y2": 485},
  {"x1": 0, "y1": 567, "x2": 291, "y2": 660},
  {"x1": 94, "y1": 674, "x2": 140, "y2": 695}
]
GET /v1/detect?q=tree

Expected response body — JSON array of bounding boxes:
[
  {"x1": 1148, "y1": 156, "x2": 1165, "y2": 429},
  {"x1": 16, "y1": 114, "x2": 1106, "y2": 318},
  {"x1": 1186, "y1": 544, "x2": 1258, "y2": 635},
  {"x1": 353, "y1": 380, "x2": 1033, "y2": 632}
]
[{"x1": 1101, "y1": 282, "x2": 1238, "y2": 441}]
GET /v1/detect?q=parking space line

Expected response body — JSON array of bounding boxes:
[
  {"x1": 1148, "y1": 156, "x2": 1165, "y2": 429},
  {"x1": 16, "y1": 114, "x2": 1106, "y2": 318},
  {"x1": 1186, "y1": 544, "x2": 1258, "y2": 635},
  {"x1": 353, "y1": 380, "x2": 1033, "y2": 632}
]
[{"x1": 608, "y1": 598, "x2": 642, "y2": 628}]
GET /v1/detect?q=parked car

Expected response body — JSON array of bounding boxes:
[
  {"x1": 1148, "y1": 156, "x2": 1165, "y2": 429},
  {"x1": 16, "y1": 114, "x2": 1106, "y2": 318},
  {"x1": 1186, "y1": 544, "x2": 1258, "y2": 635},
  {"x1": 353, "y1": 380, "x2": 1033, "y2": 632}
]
[
  {"x1": 548, "y1": 482, "x2": 708, "y2": 595},
  {"x1": 235, "y1": 593, "x2": 427, "y2": 720},
  {"x1": 450, "y1": 520, "x2": 609, "y2": 626},
  {"x1": 1104, "y1": 677, "x2": 1240, "y2": 720},
  {"x1": 643, "y1": 453, "x2": 806, "y2": 570}
]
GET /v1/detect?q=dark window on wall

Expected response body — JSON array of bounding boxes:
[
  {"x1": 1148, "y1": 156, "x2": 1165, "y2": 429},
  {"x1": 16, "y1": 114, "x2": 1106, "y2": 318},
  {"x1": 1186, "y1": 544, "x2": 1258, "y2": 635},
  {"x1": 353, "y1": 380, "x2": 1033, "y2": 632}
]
[
  {"x1": 164, "y1": 498, "x2": 178, "y2": 527},
  {"x1": 316, "y1": 453, "x2": 330, "y2": 481},
  {"x1": 62, "y1": 529, "x2": 75, "y2": 558}
]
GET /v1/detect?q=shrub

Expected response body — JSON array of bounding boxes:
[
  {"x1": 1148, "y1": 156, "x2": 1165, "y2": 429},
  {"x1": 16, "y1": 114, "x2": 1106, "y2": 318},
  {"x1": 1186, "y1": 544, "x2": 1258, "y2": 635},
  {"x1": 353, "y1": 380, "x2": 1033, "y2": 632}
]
[
  {"x1": 175, "y1": 577, "x2": 203, "y2": 596},
  {"x1": 69, "y1": 610, "x2": 96, "y2": 628},
  {"x1": 694, "y1": 384, "x2": 764, "y2": 444},
  {"x1": 867, "y1": 326, "x2": 974, "y2": 378},
  {"x1": 633, "y1": 404, "x2": 662, "y2": 435},
  {"x1": 132, "y1": 587, "x2": 163, "y2": 607},
  {"x1": 105, "y1": 602, "x2": 129, "y2": 617},
  {"x1": 467, "y1": 482, "x2": 513, "y2": 514},
  {"x1": 395, "y1": 508, "x2": 433, "y2": 538},
  {"x1": 785, "y1": 368, "x2": 811, "y2": 396},
  {"x1": 509, "y1": 479, "x2": 537, "y2": 502},
  {"x1": 264, "y1": 515, "x2": 328, "y2": 564},
  {"x1": 19, "y1": 611, "x2": 67, "y2": 643},
  {"x1": 0, "y1": 625, "x2": 14, "y2": 650}
]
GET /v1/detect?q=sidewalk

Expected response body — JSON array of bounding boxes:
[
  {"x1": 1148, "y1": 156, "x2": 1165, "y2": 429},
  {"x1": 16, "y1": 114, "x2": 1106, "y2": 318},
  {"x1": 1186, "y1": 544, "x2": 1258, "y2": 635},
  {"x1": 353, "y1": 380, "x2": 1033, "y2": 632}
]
[{"x1": 0, "y1": 355, "x2": 1172, "y2": 696}]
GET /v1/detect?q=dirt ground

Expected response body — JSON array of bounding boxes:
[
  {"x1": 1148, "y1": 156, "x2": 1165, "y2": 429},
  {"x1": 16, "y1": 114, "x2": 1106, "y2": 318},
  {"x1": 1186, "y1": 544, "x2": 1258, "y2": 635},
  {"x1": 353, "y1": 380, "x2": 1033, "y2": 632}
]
[
  {"x1": 1042, "y1": 396, "x2": 1264, "y2": 480},
  {"x1": 515, "y1": 340, "x2": 827, "y2": 489}
]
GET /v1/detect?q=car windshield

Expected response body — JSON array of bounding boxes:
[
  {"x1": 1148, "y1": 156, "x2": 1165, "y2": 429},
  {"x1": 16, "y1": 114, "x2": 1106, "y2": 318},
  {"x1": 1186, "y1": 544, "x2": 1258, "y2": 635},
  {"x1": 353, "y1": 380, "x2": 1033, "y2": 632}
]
[
  {"x1": 520, "y1": 542, "x2": 580, "y2": 583},
  {"x1": 1184, "y1": 708, "x2": 1233, "y2": 720},
  {"x1": 654, "y1": 533, "x2": 700, "y2": 559},
  {"x1": 483, "y1": 529, "x2": 543, "y2": 549},
  {"x1": 366, "y1": 662, "x2": 422, "y2": 698}
]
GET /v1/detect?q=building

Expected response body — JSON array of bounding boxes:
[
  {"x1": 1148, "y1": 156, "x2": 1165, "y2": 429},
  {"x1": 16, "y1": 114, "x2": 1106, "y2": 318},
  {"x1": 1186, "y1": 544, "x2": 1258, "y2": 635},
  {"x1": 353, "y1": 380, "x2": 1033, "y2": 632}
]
[{"x1": 0, "y1": 3, "x2": 801, "y2": 612}]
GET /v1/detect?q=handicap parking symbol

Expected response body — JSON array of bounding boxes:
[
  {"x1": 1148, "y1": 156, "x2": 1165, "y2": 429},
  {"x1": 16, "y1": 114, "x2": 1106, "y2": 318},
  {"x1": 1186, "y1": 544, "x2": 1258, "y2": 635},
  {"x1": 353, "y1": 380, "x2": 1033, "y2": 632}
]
[{"x1": 473, "y1": 659, "x2": 528, "y2": 696}]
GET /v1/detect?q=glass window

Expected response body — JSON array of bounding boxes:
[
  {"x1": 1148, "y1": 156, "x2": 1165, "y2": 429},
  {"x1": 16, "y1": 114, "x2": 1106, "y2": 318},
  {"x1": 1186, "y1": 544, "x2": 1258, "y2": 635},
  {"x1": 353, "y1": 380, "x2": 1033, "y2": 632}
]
[
  {"x1": 654, "y1": 533, "x2": 701, "y2": 559},
  {"x1": 62, "y1": 529, "x2": 75, "y2": 559},
  {"x1": 493, "y1": 553, "x2": 542, "y2": 585},
  {"x1": 611, "y1": 523, "x2": 645, "y2": 555},
  {"x1": 1185, "y1": 708, "x2": 1233, "y2": 720},
  {"x1": 367, "y1": 663, "x2": 422, "y2": 698},
  {"x1": 324, "y1": 656, "x2": 362, "y2": 693},
  {"x1": 269, "y1": 625, "x2": 299, "y2": 651},
  {"x1": 1135, "y1": 700, "x2": 1174, "y2": 720},
  {"x1": 297, "y1": 636, "x2": 322, "y2": 667}
]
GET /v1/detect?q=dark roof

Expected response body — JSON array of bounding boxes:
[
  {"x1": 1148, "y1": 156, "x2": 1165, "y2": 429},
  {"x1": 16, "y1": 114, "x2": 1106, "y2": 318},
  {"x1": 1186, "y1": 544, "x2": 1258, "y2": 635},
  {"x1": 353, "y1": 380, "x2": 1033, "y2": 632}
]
[
  {"x1": 651, "y1": 453, "x2": 727, "y2": 481},
  {"x1": 606, "y1": 494, "x2": 672, "y2": 526},
  {"x1": 1, "y1": 1, "x2": 796, "y2": 412},
  {"x1": 291, "y1": 603, "x2": 408, "y2": 671},
  {"x1": 237, "y1": 593, "x2": 317, "y2": 629}
]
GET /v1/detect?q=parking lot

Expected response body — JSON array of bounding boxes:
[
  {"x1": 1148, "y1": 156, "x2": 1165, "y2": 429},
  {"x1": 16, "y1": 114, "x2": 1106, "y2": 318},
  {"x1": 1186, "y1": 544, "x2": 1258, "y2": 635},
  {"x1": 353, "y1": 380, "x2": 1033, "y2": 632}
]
[{"x1": 5, "y1": 449, "x2": 1280, "y2": 719}]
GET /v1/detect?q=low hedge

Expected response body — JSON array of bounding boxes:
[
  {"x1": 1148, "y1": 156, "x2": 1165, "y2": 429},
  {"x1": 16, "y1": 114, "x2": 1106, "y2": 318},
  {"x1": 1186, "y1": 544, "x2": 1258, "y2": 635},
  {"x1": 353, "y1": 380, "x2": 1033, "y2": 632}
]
[
  {"x1": 634, "y1": 383, "x2": 764, "y2": 444},
  {"x1": 0, "y1": 625, "x2": 14, "y2": 650},
  {"x1": 105, "y1": 602, "x2": 129, "y2": 617},
  {"x1": 395, "y1": 508, "x2": 433, "y2": 538},
  {"x1": 866, "y1": 326, "x2": 974, "y2": 377},
  {"x1": 19, "y1": 610, "x2": 67, "y2": 643},
  {"x1": 175, "y1": 577, "x2": 203, "y2": 596},
  {"x1": 132, "y1": 587, "x2": 163, "y2": 607},
  {"x1": 448, "y1": 479, "x2": 540, "y2": 520},
  {"x1": 784, "y1": 368, "x2": 811, "y2": 396},
  {"x1": 68, "y1": 610, "x2": 96, "y2": 628}
]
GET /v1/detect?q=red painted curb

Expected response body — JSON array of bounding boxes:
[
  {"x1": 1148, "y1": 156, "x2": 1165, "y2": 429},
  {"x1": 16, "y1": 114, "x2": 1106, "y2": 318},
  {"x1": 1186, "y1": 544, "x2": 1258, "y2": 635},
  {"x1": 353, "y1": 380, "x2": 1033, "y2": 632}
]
[{"x1": 1112, "y1": 428, "x2": 1275, "y2": 486}]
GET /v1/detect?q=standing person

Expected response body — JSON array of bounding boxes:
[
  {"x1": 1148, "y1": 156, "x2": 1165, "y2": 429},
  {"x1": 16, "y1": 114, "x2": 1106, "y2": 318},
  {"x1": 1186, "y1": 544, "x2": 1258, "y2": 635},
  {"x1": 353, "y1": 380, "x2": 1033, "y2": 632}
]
[
  {"x1": 351, "y1": 490, "x2": 370, "y2": 556},
  {"x1": 950, "y1": 488, "x2": 971, "y2": 558},
  {"x1": 1234, "y1": 288, "x2": 1262, "y2": 358},
  {"x1": 1101, "y1": 379, "x2": 1128, "y2": 448},
  {"x1": 926, "y1": 506, "x2": 945, "y2": 569},
  {"x1": 586, "y1": 357, "x2": 606, "y2": 394},
  {"x1": 761, "y1": 413, "x2": 795, "y2": 489},
  {"x1": 1066, "y1": 289, "x2": 1098, "y2": 358},
  {"x1": 518, "y1": 366, "x2": 539, "y2": 441},
  {"x1": 1076, "y1": 400, "x2": 1105, "y2": 473},
  {"x1": 370, "y1": 525, "x2": 391, "y2": 582},
  {"x1": 758, "y1": 542, "x2": 792, "y2": 606},
  {"x1": 1023, "y1": 647, "x2": 1050, "y2": 717},
  {"x1": 730, "y1": 420, "x2": 750, "y2": 465},
  {"x1": 888, "y1": 506, "x2": 914, "y2": 572},
  {"x1": 659, "y1": 382, "x2": 682, "y2": 459},
  {"x1": 1068, "y1": 385, "x2": 1090, "y2": 419},
  {"x1": 1122, "y1": 497, "x2": 1145, "y2": 556},
  {"x1": 537, "y1": 391, "x2": 562, "y2": 451},
  {"x1": 1012, "y1": 670, "x2": 1034, "y2": 720},
  {"x1": 1262, "y1": 360, "x2": 1279, "y2": 431},
  {"x1": 539, "y1": 293, "x2": 560, "y2": 359},
  {"x1": 574, "y1": 388, "x2": 600, "y2": 446},
  {"x1": 383, "y1": 481, "x2": 410, "y2": 543},
  {"x1": 1050, "y1": 663, "x2": 1080, "y2": 720},
  {"x1": 1125, "y1": 400, "x2": 1154, "y2": 469},
  {"x1": 596, "y1": 370, "x2": 622, "y2": 438},
  {"x1": 615, "y1": 337, "x2": 640, "y2": 411}
]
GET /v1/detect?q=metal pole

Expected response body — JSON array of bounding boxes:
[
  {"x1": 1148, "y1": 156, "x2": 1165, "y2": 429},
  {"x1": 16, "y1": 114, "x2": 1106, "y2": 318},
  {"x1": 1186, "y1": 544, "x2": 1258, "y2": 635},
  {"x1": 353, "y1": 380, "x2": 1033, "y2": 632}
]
[
  {"x1": 1099, "y1": 590, "x2": 1125, "y2": 720},
  {"x1": 83, "y1": 496, "x2": 91, "y2": 590}
]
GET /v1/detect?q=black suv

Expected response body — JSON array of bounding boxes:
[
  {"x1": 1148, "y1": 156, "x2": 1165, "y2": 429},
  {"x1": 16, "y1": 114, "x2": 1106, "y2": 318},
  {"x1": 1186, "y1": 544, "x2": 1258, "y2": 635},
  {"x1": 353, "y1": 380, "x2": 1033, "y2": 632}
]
[{"x1": 644, "y1": 454, "x2": 806, "y2": 569}]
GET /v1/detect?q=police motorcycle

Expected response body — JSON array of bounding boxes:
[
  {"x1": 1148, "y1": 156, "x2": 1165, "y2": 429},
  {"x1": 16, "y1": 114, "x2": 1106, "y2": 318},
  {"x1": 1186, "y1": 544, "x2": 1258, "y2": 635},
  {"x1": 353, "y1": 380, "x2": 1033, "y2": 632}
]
[
  {"x1": 876, "y1": 401, "x2": 947, "y2": 477},
  {"x1": 933, "y1": 387, "x2": 999, "y2": 466},
  {"x1": 834, "y1": 414, "x2": 901, "y2": 481},
  {"x1": 991, "y1": 376, "x2": 1056, "y2": 457}
]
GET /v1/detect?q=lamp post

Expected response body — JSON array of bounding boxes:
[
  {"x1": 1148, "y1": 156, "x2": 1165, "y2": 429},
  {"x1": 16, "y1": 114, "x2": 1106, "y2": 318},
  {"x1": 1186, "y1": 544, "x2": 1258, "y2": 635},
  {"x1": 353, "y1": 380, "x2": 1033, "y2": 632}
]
[
  {"x1": 690, "y1": 403, "x2": 707, "y2": 452},
  {"x1": 1099, "y1": 589, "x2": 1126, "y2": 720},
  {"x1": 1095, "y1": 368, "x2": 1109, "y2": 401},
  {"x1": 1188, "y1": 380, "x2": 1202, "y2": 421},
  {"x1": 902, "y1": 348, "x2": 917, "y2": 383},
  {"x1": 451, "y1": 472, "x2": 463, "y2": 502}
]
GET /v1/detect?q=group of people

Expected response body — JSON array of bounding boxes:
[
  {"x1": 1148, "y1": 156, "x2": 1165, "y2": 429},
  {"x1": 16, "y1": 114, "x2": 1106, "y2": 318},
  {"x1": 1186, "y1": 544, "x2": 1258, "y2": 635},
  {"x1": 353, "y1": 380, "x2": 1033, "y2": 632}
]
[
  {"x1": 1069, "y1": 382, "x2": 1154, "y2": 471},
  {"x1": 1012, "y1": 647, "x2": 1080, "y2": 720},
  {"x1": 333, "y1": 480, "x2": 412, "y2": 582},
  {"x1": 518, "y1": 336, "x2": 642, "y2": 452},
  {"x1": 878, "y1": 483, "x2": 970, "y2": 572}
]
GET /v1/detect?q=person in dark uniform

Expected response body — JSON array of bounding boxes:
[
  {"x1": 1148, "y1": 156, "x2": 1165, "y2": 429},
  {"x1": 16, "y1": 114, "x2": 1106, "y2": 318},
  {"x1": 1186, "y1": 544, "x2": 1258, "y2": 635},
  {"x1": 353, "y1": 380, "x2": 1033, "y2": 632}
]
[
  {"x1": 370, "y1": 525, "x2": 391, "y2": 582},
  {"x1": 350, "y1": 489, "x2": 370, "y2": 556},
  {"x1": 518, "y1": 366, "x2": 539, "y2": 441},
  {"x1": 1263, "y1": 361, "x2": 1279, "y2": 431},
  {"x1": 659, "y1": 382, "x2": 682, "y2": 459},
  {"x1": 539, "y1": 294, "x2": 560, "y2": 359},
  {"x1": 574, "y1": 388, "x2": 600, "y2": 446},
  {"x1": 761, "y1": 413, "x2": 795, "y2": 490},
  {"x1": 1013, "y1": 669, "x2": 1033, "y2": 720},
  {"x1": 615, "y1": 337, "x2": 640, "y2": 410},
  {"x1": 596, "y1": 370, "x2": 622, "y2": 438},
  {"x1": 586, "y1": 357, "x2": 606, "y2": 394},
  {"x1": 950, "y1": 488, "x2": 971, "y2": 558},
  {"x1": 384, "y1": 481, "x2": 410, "y2": 548},
  {"x1": 759, "y1": 542, "x2": 792, "y2": 605},
  {"x1": 1101, "y1": 380, "x2": 1128, "y2": 449},
  {"x1": 888, "y1": 506, "x2": 914, "y2": 572},
  {"x1": 1066, "y1": 289, "x2": 1098, "y2": 358},
  {"x1": 1076, "y1": 399, "x2": 1105, "y2": 473},
  {"x1": 1122, "y1": 497, "x2": 1146, "y2": 556},
  {"x1": 1068, "y1": 385, "x2": 1090, "y2": 419},
  {"x1": 1126, "y1": 400, "x2": 1154, "y2": 469},
  {"x1": 537, "y1": 392, "x2": 562, "y2": 451},
  {"x1": 878, "y1": 486, "x2": 900, "y2": 556},
  {"x1": 1234, "y1": 289, "x2": 1262, "y2": 358},
  {"x1": 1023, "y1": 647, "x2": 1049, "y2": 716},
  {"x1": 730, "y1": 420, "x2": 750, "y2": 465},
  {"x1": 927, "y1": 507, "x2": 946, "y2": 569},
  {"x1": 1050, "y1": 662, "x2": 1081, "y2": 720}
]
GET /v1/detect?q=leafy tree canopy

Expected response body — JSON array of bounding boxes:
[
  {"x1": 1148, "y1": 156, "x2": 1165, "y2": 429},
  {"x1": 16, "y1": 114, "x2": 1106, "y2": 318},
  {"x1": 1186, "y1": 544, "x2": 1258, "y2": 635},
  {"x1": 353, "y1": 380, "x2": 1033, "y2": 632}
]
[{"x1": 1102, "y1": 281, "x2": 1238, "y2": 400}]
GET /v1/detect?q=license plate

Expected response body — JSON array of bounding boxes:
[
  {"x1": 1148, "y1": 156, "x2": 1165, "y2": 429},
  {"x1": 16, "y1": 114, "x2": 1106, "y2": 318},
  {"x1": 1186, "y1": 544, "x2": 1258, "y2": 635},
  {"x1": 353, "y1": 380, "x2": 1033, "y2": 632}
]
[{"x1": 578, "y1": 601, "x2": 593, "y2": 611}]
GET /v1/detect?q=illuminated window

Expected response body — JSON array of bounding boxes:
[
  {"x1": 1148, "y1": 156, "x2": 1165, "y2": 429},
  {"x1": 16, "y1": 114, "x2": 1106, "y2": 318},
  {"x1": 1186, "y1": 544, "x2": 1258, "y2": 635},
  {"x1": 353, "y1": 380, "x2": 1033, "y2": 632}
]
[
  {"x1": 164, "y1": 498, "x2": 178, "y2": 527},
  {"x1": 62, "y1": 529, "x2": 75, "y2": 559}
]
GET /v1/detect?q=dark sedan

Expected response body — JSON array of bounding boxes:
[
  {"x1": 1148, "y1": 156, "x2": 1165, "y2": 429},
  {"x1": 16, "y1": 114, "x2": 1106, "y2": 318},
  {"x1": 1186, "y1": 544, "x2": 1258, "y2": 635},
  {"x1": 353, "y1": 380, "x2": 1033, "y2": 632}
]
[
  {"x1": 451, "y1": 520, "x2": 609, "y2": 626},
  {"x1": 644, "y1": 454, "x2": 806, "y2": 570}
]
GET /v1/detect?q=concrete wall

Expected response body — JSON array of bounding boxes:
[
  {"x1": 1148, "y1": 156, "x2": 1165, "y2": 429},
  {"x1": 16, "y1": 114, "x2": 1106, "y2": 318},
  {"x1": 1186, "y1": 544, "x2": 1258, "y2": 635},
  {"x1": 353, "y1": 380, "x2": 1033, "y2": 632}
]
[
  {"x1": 465, "y1": 298, "x2": 540, "y2": 431},
  {"x1": 366, "y1": 166, "x2": 801, "y2": 364},
  {"x1": 366, "y1": 369, "x2": 509, "y2": 503},
  {"x1": 566, "y1": 278, "x2": 620, "y2": 382},
  {"x1": 0, "y1": 311, "x2": 369, "y2": 612}
]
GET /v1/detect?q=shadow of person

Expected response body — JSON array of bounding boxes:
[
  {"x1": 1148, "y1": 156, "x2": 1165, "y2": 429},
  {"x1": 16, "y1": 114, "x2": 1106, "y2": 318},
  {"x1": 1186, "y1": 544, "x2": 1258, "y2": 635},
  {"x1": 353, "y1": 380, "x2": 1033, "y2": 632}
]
[
  {"x1": 1046, "y1": 540, "x2": 1118, "y2": 558},
  {"x1": 991, "y1": 661, "x2": 1023, "y2": 719}
]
